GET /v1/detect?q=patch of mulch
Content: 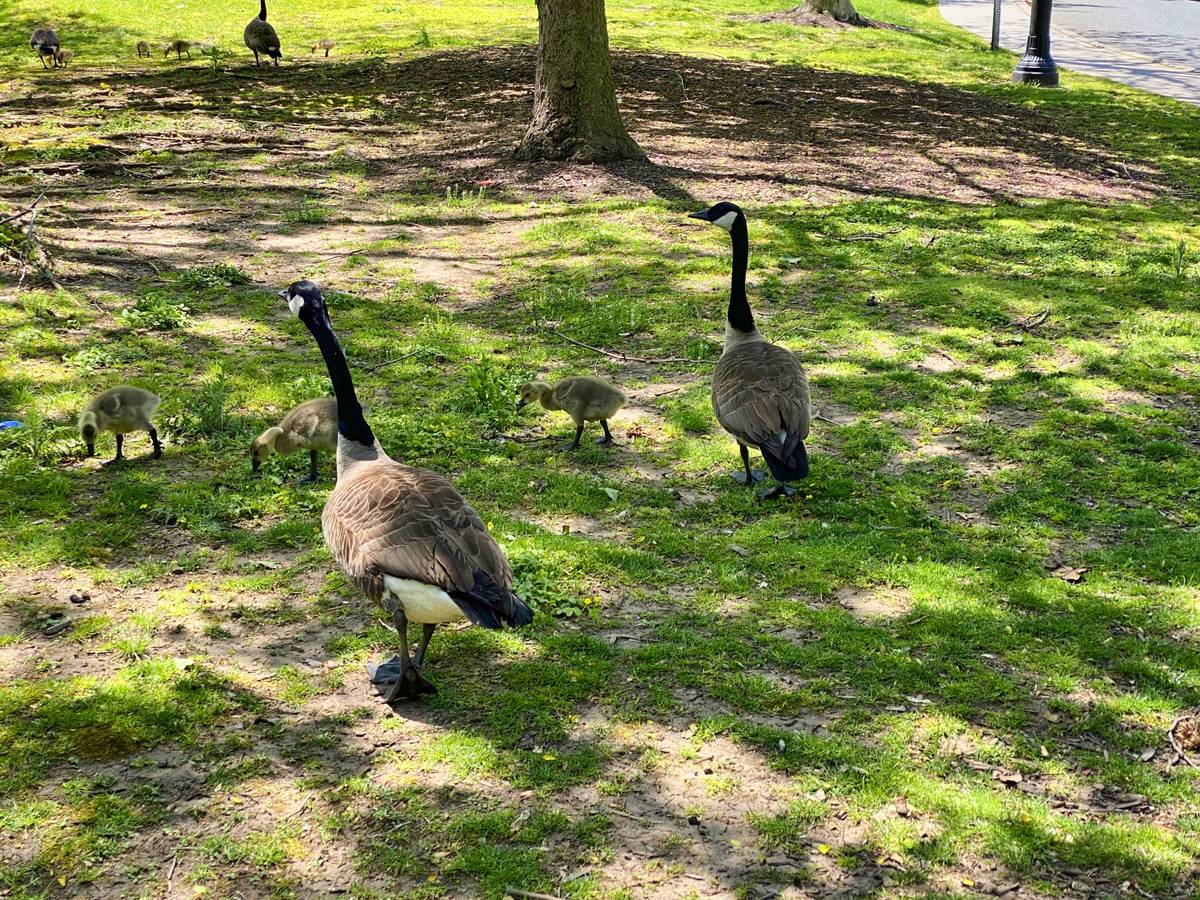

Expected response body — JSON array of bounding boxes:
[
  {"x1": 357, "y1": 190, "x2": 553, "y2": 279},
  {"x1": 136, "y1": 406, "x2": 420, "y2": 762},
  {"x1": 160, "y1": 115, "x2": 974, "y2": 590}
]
[{"x1": 1169, "y1": 709, "x2": 1200, "y2": 766}]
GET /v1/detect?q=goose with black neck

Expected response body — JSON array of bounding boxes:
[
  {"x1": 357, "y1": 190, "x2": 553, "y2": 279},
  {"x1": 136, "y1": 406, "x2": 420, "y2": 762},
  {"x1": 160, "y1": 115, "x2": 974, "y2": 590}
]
[
  {"x1": 281, "y1": 281, "x2": 533, "y2": 702},
  {"x1": 688, "y1": 202, "x2": 812, "y2": 500}
]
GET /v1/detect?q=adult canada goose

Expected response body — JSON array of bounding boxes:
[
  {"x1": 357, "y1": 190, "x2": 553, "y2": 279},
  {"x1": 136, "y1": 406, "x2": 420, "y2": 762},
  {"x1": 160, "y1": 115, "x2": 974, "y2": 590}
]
[
  {"x1": 281, "y1": 281, "x2": 532, "y2": 701},
  {"x1": 53, "y1": 48, "x2": 72, "y2": 66},
  {"x1": 136, "y1": 40, "x2": 151, "y2": 58},
  {"x1": 78, "y1": 386, "x2": 163, "y2": 464},
  {"x1": 29, "y1": 28, "x2": 59, "y2": 68},
  {"x1": 250, "y1": 396, "x2": 338, "y2": 482},
  {"x1": 244, "y1": 0, "x2": 281, "y2": 66},
  {"x1": 165, "y1": 39, "x2": 191, "y2": 60},
  {"x1": 311, "y1": 38, "x2": 335, "y2": 57},
  {"x1": 688, "y1": 202, "x2": 811, "y2": 499},
  {"x1": 517, "y1": 377, "x2": 626, "y2": 450}
]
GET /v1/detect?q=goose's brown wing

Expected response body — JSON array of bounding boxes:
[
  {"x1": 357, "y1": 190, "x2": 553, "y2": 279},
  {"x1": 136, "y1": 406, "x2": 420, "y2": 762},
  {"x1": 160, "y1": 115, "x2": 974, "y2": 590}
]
[
  {"x1": 712, "y1": 341, "x2": 810, "y2": 458},
  {"x1": 322, "y1": 462, "x2": 530, "y2": 628},
  {"x1": 244, "y1": 19, "x2": 280, "y2": 52}
]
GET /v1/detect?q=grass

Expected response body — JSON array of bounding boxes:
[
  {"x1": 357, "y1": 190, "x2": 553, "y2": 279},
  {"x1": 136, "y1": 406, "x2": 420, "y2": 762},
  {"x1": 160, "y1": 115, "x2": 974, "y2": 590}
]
[{"x1": 1, "y1": 0, "x2": 1199, "y2": 896}]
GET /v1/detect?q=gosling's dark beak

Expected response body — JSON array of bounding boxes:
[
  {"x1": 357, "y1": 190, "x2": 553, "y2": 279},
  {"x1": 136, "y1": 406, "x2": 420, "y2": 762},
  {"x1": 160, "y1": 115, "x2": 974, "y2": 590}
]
[
  {"x1": 251, "y1": 457, "x2": 261, "y2": 474},
  {"x1": 85, "y1": 443, "x2": 95, "y2": 457},
  {"x1": 516, "y1": 398, "x2": 528, "y2": 410},
  {"x1": 687, "y1": 209, "x2": 710, "y2": 220}
]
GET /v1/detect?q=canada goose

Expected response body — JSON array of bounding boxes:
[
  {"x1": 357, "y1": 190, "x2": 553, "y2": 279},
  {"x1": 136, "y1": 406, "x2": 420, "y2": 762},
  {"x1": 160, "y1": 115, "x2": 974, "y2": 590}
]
[
  {"x1": 311, "y1": 38, "x2": 335, "y2": 57},
  {"x1": 688, "y1": 202, "x2": 811, "y2": 499},
  {"x1": 280, "y1": 281, "x2": 532, "y2": 701},
  {"x1": 136, "y1": 40, "x2": 151, "y2": 58},
  {"x1": 250, "y1": 396, "x2": 338, "y2": 482},
  {"x1": 244, "y1": 0, "x2": 281, "y2": 66},
  {"x1": 78, "y1": 385, "x2": 163, "y2": 464},
  {"x1": 53, "y1": 48, "x2": 72, "y2": 66},
  {"x1": 29, "y1": 28, "x2": 59, "y2": 68},
  {"x1": 165, "y1": 39, "x2": 191, "y2": 60},
  {"x1": 517, "y1": 377, "x2": 626, "y2": 450}
]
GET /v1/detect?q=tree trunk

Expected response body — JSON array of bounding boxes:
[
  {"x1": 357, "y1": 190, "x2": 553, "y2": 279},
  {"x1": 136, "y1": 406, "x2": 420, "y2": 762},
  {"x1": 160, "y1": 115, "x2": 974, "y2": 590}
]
[
  {"x1": 515, "y1": 0, "x2": 642, "y2": 162},
  {"x1": 804, "y1": 0, "x2": 869, "y2": 25}
]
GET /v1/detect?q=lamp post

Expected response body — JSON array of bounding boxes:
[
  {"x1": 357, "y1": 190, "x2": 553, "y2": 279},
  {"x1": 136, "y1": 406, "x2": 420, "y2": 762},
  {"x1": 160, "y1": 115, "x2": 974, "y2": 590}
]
[{"x1": 1012, "y1": 0, "x2": 1059, "y2": 86}]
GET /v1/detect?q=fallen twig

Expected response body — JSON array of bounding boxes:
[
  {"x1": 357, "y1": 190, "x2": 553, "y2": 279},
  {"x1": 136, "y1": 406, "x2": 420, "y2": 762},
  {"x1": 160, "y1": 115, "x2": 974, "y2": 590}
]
[
  {"x1": 0, "y1": 203, "x2": 37, "y2": 228},
  {"x1": 318, "y1": 247, "x2": 367, "y2": 258},
  {"x1": 546, "y1": 329, "x2": 697, "y2": 366},
  {"x1": 1168, "y1": 712, "x2": 1198, "y2": 768},
  {"x1": 814, "y1": 413, "x2": 838, "y2": 424},
  {"x1": 356, "y1": 349, "x2": 425, "y2": 372},
  {"x1": 165, "y1": 854, "x2": 178, "y2": 894},
  {"x1": 1015, "y1": 309, "x2": 1049, "y2": 331},
  {"x1": 505, "y1": 889, "x2": 564, "y2": 900},
  {"x1": 484, "y1": 432, "x2": 553, "y2": 444},
  {"x1": 827, "y1": 227, "x2": 902, "y2": 242},
  {"x1": 16, "y1": 194, "x2": 46, "y2": 290}
]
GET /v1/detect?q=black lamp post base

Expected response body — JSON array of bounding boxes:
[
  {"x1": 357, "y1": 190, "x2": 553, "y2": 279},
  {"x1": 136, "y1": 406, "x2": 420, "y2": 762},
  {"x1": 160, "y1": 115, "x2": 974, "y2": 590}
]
[{"x1": 1012, "y1": 53, "x2": 1060, "y2": 86}]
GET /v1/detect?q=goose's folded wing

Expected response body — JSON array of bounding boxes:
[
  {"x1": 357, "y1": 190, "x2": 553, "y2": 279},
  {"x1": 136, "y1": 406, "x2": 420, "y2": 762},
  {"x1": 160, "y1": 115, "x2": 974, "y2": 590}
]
[
  {"x1": 323, "y1": 465, "x2": 521, "y2": 625},
  {"x1": 712, "y1": 342, "x2": 811, "y2": 456}
]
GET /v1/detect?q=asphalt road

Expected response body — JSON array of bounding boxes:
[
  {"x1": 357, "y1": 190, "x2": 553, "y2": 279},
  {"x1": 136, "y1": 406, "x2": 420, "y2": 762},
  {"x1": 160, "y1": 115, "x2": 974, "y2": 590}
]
[{"x1": 940, "y1": 0, "x2": 1200, "y2": 104}]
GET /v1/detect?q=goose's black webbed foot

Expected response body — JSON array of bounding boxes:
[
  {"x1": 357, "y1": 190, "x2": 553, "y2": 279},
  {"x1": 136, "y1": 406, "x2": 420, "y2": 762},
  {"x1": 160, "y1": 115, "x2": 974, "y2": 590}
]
[
  {"x1": 757, "y1": 483, "x2": 796, "y2": 500},
  {"x1": 368, "y1": 655, "x2": 436, "y2": 702},
  {"x1": 731, "y1": 469, "x2": 768, "y2": 485}
]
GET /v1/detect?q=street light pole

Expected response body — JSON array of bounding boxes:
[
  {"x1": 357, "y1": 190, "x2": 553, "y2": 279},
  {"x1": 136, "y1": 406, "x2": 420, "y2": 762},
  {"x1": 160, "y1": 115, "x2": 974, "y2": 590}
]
[
  {"x1": 1012, "y1": 0, "x2": 1059, "y2": 86},
  {"x1": 991, "y1": 0, "x2": 1001, "y2": 51}
]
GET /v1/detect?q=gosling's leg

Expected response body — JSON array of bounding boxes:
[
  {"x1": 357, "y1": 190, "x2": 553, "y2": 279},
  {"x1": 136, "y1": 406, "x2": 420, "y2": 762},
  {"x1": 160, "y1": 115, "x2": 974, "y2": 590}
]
[
  {"x1": 564, "y1": 423, "x2": 584, "y2": 452},
  {"x1": 299, "y1": 449, "x2": 319, "y2": 484},
  {"x1": 148, "y1": 426, "x2": 162, "y2": 460},
  {"x1": 103, "y1": 433, "x2": 125, "y2": 466},
  {"x1": 595, "y1": 419, "x2": 615, "y2": 447},
  {"x1": 730, "y1": 444, "x2": 767, "y2": 485}
]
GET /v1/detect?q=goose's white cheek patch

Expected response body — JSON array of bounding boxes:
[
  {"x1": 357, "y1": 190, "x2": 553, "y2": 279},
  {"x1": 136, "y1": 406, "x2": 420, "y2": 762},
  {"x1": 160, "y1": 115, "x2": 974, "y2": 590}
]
[
  {"x1": 288, "y1": 295, "x2": 304, "y2": 317},
  {"x1": 713, "y1": 211, "x2": 738, "y2": 231}
]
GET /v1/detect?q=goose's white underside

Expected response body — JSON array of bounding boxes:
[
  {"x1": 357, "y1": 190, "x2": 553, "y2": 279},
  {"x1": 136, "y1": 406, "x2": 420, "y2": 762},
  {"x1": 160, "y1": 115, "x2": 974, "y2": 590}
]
[{"x1": 382, "y1": 575, "x2": 466, "y2": 624}]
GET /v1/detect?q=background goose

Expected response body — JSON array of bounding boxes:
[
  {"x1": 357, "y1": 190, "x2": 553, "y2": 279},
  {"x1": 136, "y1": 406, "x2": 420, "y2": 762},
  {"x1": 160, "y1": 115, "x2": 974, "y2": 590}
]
[
  {"x1": 244, "y1": 0, "x2": 282, "y2": 66},
  {"x1": 78, "y1": 385, "x2": 163, "y2": 464},
  {"x1": 311, "y1": 38, "x2": 335, "y2": 57},
  {"x1": 689, "y1": 202, "x2": 811, "y2": 499},
  {"x1": 136, "y1": 40, "x2": 151, "y2": 58},
  {"x1": 29, "y1": 28, "x2": 59, "y2": 68},
  {"x1": 165, "y1": 39, "x2": 191, "y2": 60},
  {"x1": 517, "y1": 376, "x2": 625, "y2": 450},
  {"x1": 250, "y1": 396, "x2": 338, "y2": 482},
  {"x1": 281, "y1": 280, "x2": 532, "y2": 702}
]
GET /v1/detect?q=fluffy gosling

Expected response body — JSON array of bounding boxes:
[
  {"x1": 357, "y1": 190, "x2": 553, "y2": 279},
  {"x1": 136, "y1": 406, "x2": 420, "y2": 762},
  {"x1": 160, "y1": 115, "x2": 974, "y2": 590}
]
[
  {"x1": 165, "y1": 39, "x2": 192, "y2": 59},
  {"x1": 136, "y1": 40, "x2": 151, "y2": 58},
  {"x1": 311, "y1": 38, "x2": 335, "y2": 56},
  {"x1": 517, "y1": 376, "x2": 626, "y2": 451},
  {"x1": 53, "y1": 48, "x2": 72, "y2": 66},
  {"x1": 79, "y1": 386, "x2": 163, "y2": 464},
  {"x1": 250, "y1": 397, "x2": 338, "y2": 483}
]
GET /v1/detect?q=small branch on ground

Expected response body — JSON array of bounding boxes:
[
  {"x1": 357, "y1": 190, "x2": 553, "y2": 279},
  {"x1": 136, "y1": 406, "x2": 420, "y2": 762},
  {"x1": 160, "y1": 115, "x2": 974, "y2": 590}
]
[
  {"x1": 318, "y1": 247, "x2": 367, "y2": 258},
  {"x1": 505, "y1": 889, "x2": 565, "y2": 900},
  {"x1": 827, "y1": 227, "x2": 903, "y2": 241},
  {"x1": 545, "y1": 328, "x2": 698, "y2": 366},
  {"x1": 356, "y1": 349, "x2": 426, "y2": 372}
]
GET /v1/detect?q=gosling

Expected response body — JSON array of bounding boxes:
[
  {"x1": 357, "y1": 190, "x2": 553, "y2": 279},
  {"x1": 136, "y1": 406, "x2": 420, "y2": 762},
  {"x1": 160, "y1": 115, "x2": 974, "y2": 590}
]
[
  {"x1": 53, "y1": 48, "x2": 72, "y2": 66},
  {"x1": 165, "y1": 39, "x2": 191, "y2": 60},
  {"x1": 250, "y1": 397, "x2": 338, "y2": 483},
  {"x1": 311, "y1": 38, "x2": 335, "y2": 57},
  {"x1": 517, "y1": 377, "x2": 626, "y2": 451},
  {"x1": 136, "y1": 40, "x2": 151, "y2": 58},
  {"x1": 79, "y1": 386, "x2": 163, "y2": 464}
]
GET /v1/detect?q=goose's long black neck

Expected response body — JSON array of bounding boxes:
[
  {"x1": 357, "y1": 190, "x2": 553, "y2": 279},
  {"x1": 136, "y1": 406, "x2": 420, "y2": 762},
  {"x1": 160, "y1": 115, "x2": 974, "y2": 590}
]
[
  {"x1": 258, "y1": 0, "x2": 268, "y2": 20},
  {"x1": 306, "y1": 313, "x2": 375, "y2": 448},
  {"x1": 727, "y1": 216, "x2": 754, "y2": 334}
]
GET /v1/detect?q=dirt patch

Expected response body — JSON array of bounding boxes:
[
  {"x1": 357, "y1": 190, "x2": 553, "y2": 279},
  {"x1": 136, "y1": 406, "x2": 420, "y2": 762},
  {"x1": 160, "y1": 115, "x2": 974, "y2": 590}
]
[{"x1": 834, "y1": 584, "x2": 913, "y2": 621}]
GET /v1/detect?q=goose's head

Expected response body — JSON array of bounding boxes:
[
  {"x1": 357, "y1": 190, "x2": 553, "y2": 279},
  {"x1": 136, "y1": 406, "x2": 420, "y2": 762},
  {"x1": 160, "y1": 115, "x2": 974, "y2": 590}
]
[
  {"x1": 79, "y1": 411, "x2": 98, "y2": 457},
  {"x1": 280, "y1": 280, "x2": 326, "y2": 324},
  {"x1": 516, "y1": 381, "x2": 550, "y2": 410},
  {"x1": 687, "y1": 201, "x2": 743, "y2": 233}
]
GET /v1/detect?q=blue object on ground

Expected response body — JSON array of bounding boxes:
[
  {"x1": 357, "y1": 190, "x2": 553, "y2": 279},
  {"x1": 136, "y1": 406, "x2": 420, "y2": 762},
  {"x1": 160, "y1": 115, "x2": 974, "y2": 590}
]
[{"x1": 0, "y1": 421, "x2": 23, "y2": 430}]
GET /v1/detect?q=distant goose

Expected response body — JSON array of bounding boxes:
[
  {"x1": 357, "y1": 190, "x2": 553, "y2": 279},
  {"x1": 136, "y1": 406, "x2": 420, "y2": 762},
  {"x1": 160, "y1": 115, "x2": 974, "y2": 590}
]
[
  {"x1": 689, "y1": 202, "x2": 811, "y2": 499},
  {"x1": 136, "y1": 40, "x2": 151, "y2": 58},
  {"x1": 78, "y1": 385, "x2": 163, "y2": 464},
  {"x1": 250, "y1": 397, "x2": 338, "y2": 482},
  {"x1": 244, "y1": 0, "x2": 281, "y2": 66},
  {"x1": 280, "y1": 281, "x2": 532, "y2": 701},
  {"x1": 29, "y1": 27, "x2": 59, "y2": 68}
]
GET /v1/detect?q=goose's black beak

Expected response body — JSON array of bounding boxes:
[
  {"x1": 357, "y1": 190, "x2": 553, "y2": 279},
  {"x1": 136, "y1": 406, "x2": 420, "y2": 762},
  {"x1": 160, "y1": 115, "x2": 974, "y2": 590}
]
[
  {"x1": 516, "y1": 398, "x2": 528, "y2": 410},
  {"x1": 251, "y1": 457, "x2": 261, "y2": 474},
  {"x1": 687, "y1": 209, "x2": 710, "y2": 220},
  {"x1": 277, "y1": 289, "x2": 289, "y2": 299}
]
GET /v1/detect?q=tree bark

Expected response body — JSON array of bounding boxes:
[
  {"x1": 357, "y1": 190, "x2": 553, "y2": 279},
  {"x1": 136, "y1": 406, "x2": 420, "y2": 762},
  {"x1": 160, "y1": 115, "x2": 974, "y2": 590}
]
[
  {"x1": 804, "y1": 0, "x2": 869, "y2": 25},
  {"x1": 515, "y1": 0, "x2": 642, "y2": 162}
]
